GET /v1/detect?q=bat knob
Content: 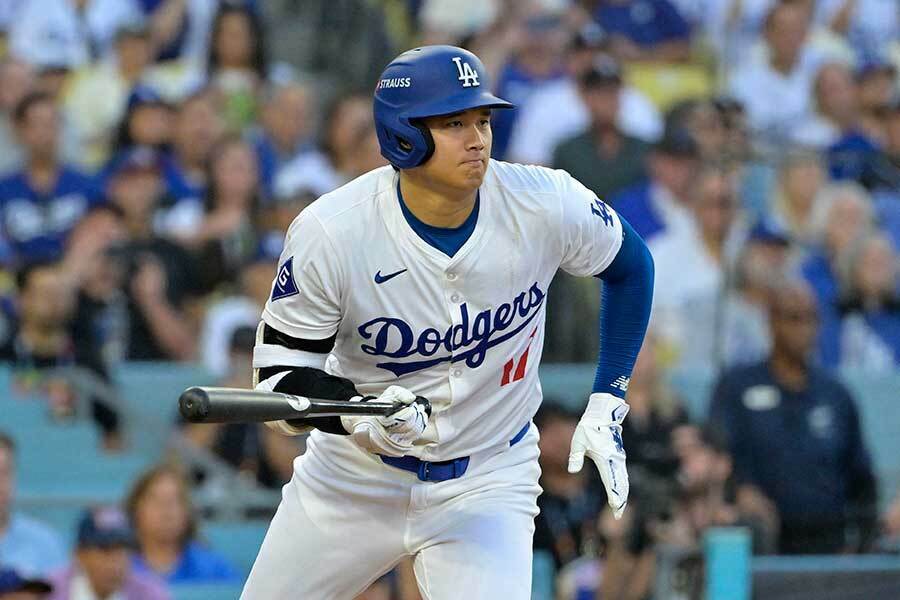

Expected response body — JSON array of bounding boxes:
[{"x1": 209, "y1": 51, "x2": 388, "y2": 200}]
[
  {"x1": 414, "y1": 396, "x2": 432, "y2": 417},
  {"x1": 179, "y1": 387, "x2": 211, "y2": 423}
]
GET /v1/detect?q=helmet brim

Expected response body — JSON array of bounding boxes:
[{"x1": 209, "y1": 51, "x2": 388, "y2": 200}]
[{"x1": 405, "y1": 91, "x2": 513, "y2": 119}]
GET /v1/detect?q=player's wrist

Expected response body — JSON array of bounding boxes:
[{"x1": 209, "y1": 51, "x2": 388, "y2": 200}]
[{"x1": 583, "y1": 393, "x2": 629, "y2": 423}]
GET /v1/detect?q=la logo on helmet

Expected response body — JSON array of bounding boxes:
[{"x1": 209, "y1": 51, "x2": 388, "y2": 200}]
[{"x1": 451, "y1": 57, "x2": 479, "y2": 88}]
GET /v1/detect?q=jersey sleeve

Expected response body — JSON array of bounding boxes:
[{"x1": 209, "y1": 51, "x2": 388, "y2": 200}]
[
  {"x1": 261, "y1": 210, "x2": 343, "y2": 340},
  {"x1": 557, "y1": 170, "x2": 624, "y2": 277}
]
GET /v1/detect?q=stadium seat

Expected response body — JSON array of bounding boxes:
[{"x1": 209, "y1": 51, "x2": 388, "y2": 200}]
[
  {"x1": 170, "y1": 583, "x2": 246, "y2": 600},
  {"x1": 202, "y1": 520, "x2": 269, "y2": 575}
]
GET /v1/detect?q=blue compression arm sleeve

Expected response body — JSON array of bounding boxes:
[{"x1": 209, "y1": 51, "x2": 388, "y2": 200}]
[{"x1": 593, "y1": 216, "x2": 654, "y2": 398}]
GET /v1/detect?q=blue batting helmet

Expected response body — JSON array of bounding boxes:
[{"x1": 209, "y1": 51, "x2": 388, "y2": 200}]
[{"x1": 373, "y1": 45, "x2": 513, "y2": 169}]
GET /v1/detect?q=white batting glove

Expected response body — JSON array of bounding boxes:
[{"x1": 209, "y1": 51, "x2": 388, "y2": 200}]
[
  {"x1": 568, "y1": 393, "x2": 630, "y2": 519},
  {"x1": 341, "y1": 385, "x2": 429, "y2": 457}
]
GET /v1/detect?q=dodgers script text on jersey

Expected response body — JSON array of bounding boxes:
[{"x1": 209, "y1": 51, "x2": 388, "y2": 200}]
[{"x1": 262, "y1": 160, "x2": 622, "y2": 462}]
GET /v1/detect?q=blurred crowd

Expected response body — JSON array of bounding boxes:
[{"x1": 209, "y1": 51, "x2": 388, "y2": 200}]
[{"x1": 0, "y1": 0, "x2": 898, "y2": 598}]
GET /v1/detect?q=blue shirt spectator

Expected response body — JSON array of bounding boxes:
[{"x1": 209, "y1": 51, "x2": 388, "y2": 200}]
[
  {"x1": 132, "y1": 541, "x2": 239, "y2": 583},
  {"x1": 0, "y1": 92, "x2": 102, "y2": 265},
  {"x1": 0, "y1": 513, "x2": 68, "y2": 577},
  {"x1": 0, "y1": 432, "x2": 68, "y2": 577},
  {"x1": 709, "y1": 281, "x2": 878, "y2": 554},
  {"x1": 594, "y1": 0, "x2": 691, "y2": 49}
]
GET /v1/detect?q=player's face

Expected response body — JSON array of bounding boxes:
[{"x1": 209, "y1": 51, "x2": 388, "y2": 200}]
[{"x1": 419, "y1": 108, "x2": 492, "y2": 193}]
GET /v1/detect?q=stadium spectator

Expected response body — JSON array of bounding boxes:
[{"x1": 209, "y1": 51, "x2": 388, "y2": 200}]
[
  {"x1": 63, "y1": 207, "x2": 130, "y2": 368},
  {"x1": 109, "y1": 86, "x2": 174, "y2": 158},
  {"x1": 800, "y1": 182, "x2": 875, "y2": 367},
  {"x1": 63, "y1": 23, "x2": 157, "y2": 168},
  {"x1": 0, "y1": 262, "x2": 122, "y2": 448},
  {"x1": 48, "y1": 506, "x2": 170, "y2": 600},
  {"x1": 155, "y1": 88, "x2": 224, "y2": 236},
  {"x1": 870, "y1": 97, "x2": 900, "y2": 193},
  {"x1": 673, "y1": 0, "x2": 776, "y2": 68},
  {"x1": 620, "y1": 338, "x2": 688, "y2": 481},
  {"x1": 0, "y1": 92, "x2": 101, "y2": 265},
  {"x1": 137, "y1": 0, "x2": 220, "y2": 64},
  {"x1": 251, "y1": 80, "x2": 319, "y2": 199},
  {"x1": 533, "y1": 402, "x2": 604, "y2": 570},
  {"x1": 183, "y1": 326, "x2": 297, "y2": 489},
  {"x1": 0, "y1": 59, "x2": 36, "y2": 175},
  {"x1": 105, "y1": 146, "x2": 201, "y2": 361},
  {"x1": 691, "y1": 219, "x2": 791, "y2": 369},
  {"x1": 7, "y1": 0, "x2": 144, "y2": 70},
  {"x1": 837, "y1": 234, "x2": 900, "y2": 371},
  {"x1": 198, "y1": 256, "x2": 273, "y2": 378},
  {"x1": 664, "y1": 99, "x2": 729, "y2": 161},
  {"x1": 0, "y1": 568, "x2": 52, "y2": 599},
  {"x1": 709, "y1": 280, "x2": 878, "y2": 554},
  {"x1": 507, "y1": 24, "x2": 662, "y2": 166},
  {"x1": 814, "y1": 0, "x2": 899, "y2": 64},
  {"x1": 260, "y1": 0, "x2": 396, "y2": 92},
  {"x1": 126, "y1": 464, "x2": 239, "y2": 583},
  {"x1": 727, "y1": 0, "x2": 824, "y2": 146},
  {"x1": 649, "y1": 163, "x2": 742, "y2": 348},
  {"x1": 318, "y1": 93, "x2": 386, "y2": 185},
  {"x1": 173, "y1": 136, "x2": 261, "y2": 291},
  {"x1": 795, "y1": 62, "x2": 865, "y2": 149},
  {"x1": 770, "y1": 149, "x2": 827, "y2": 247},
  {"x1": 611, "y1": 128, "x2": 700, "y2": 242},
  {"x1": 551, "y1": 55, "x2": 650, "y2": 200},
  {"x1": 0, "y1": 432, "x2": 67, "y2": 576},
  {"x1": 488, "y1": 8, "x2": 568, "y2": 160},
  {"x1": 855, "y1": 61, "x2": 896, "y2": 145},
  {"x1": 592, "y1": 0, "x2": 692, "y2": 64},
  {"x1": 205, "y1": 3, "x2": 268, "y2": 132},
  {"x1": 665, "y1": 426, "x2": 777, "y2": 554}
]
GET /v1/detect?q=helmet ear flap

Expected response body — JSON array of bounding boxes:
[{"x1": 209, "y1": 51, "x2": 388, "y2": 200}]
[{"x1": 410, "y1": 119, "x2": 435, "y2": 166}]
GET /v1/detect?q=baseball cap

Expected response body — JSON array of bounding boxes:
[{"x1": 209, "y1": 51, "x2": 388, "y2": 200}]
[
  {"x1": 107, "y1": 146, "x2": 164, "y2": 178},
  {"x1": 748, "y1": 219, "x2": 791, "y2": 246},
  {"x1": 126, "y1": 85, "x2": 169, "y2": 112},
  {"x1": 579, "y1": 54, "x2": 622, "y2": 88},
  {"x1": 76, "y1": 506, "x2": 135, "y2": 549},
  {"x1": 653, "y1": 127, "x2": 699, "y2": 158},
  {"x1": 0, "y1": 569, "x2": 52, "y2": 594},
  {"x1": 571, "y1": 22, "x2": 607, "y2": 51}
]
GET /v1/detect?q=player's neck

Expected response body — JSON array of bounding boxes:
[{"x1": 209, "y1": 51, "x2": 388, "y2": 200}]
[{"x1": 399, "y1": 171, "x2": 478, "y2": 228}]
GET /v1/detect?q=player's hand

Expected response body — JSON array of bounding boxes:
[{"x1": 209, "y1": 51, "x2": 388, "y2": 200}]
[
  {"x1": 342, "y1": 386, "x2": 429, "y2": 457},
  {"x1": 567, "y1": 393, "x2": 630, "y2": 519}
]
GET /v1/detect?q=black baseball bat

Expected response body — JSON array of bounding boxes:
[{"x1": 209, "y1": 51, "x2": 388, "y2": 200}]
[{"x1": 178, "y1": 386, "x2": 431, "y2": 424}]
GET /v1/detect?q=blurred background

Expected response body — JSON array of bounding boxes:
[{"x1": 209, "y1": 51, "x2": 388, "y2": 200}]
[{"x1": 0, "y1": 0, "x2": 897, "y2": 599}]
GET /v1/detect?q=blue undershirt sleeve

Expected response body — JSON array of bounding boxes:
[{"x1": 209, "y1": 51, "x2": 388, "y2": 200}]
[{"x1": 593, "y1": 216, "x2": 654, "y2": 398}]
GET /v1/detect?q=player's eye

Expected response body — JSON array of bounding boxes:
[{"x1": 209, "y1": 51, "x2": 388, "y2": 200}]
[
  {"x1": 447, "y1": 120, "x2": 463, "y2": 128},
  {"x1": 479, "y1": 118, "x2": 490, "y2": 127}
]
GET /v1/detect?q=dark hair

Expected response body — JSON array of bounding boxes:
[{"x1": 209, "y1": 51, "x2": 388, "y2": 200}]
[
  {"x1": 207, "y1": 4, "x2": 267, "y2": 80},
  {"x1": 125, "y1": 463, "x2": 198, "y2": 550},
  {"x1": 12, "y1": 91, "x2": 54, "y2": 125},
  {"x1": 15, "y1": 259, "x2": 59, "y2": 292},
  {"x1": 0, "y1": 431, "x2": 15, "y2": 455},
  {"x1": 202, "y1": 135, "x2": 261, "y2": 216},
  {"x1": 320, "y1": 92, "x2": 371, "y2": 163}
]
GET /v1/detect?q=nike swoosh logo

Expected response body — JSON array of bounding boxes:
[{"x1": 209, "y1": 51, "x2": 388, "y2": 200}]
[{"x1": 374, "y1": 268, "x2": 407, "y2": 284}]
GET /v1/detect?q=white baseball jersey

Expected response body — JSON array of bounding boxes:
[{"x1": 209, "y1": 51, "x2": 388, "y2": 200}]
[{"x1": 262, "y1": 159, "x2": 623, "y2": 461}]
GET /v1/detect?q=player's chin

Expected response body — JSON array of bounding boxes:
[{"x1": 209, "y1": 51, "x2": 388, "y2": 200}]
[{"x1": 458, "y1": 159, "x2": 487, "y2": 183}]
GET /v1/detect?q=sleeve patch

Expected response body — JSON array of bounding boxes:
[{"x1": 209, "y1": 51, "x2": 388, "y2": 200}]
[{"x1": 272, "y1": 257, "x2": 300, "y2": 301}]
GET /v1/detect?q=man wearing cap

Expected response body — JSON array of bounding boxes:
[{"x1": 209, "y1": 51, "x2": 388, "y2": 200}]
[
  {"x1": 611, "y1": 127, "x2": 700, "y2": 242},
  {"x1": 507, "y1": 25, "x2": 662, "y2": 166},
  {"x1": 49, "y1": 506, "x2": 169, "y2": 600},
  {"x1": 551, "y1": 54, "x2": 651, "y2": 200},
  {"x1": 0, "y1": 568, "x2": 52, "y2": 599}
]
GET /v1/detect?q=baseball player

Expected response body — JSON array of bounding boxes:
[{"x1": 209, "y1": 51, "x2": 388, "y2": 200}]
[{"x1": 242, "y1": 45, "x2": 654, "y2": 599}]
